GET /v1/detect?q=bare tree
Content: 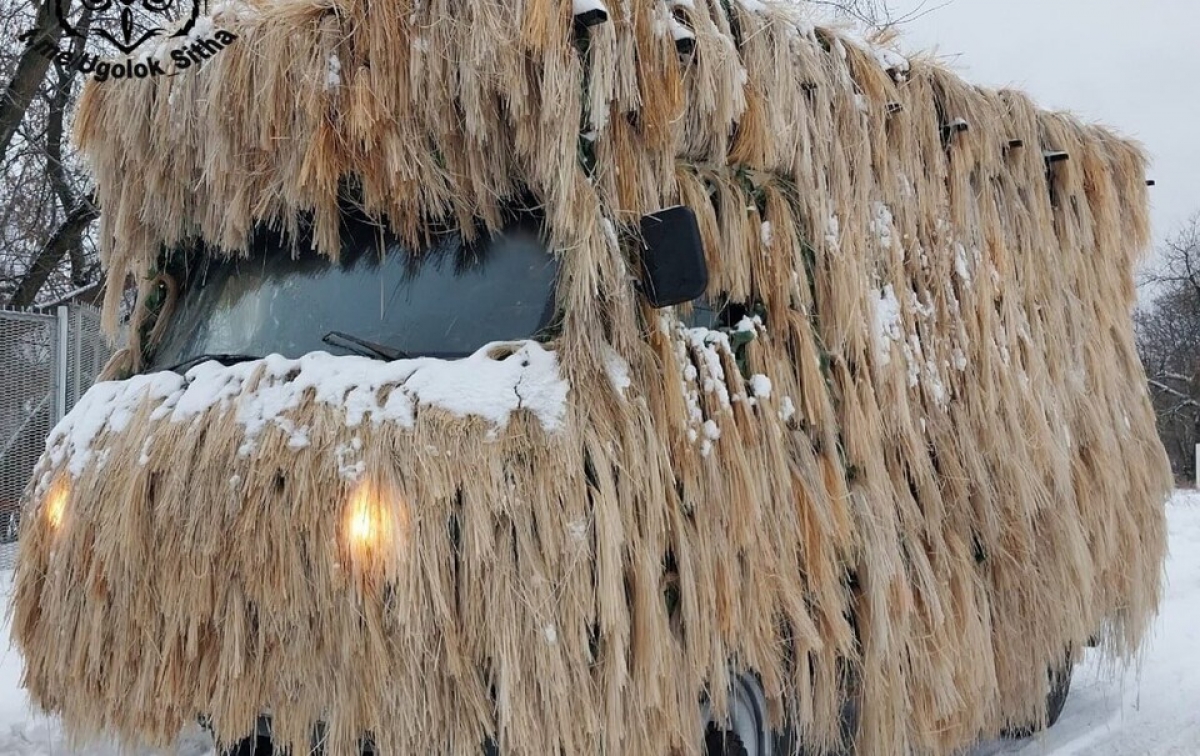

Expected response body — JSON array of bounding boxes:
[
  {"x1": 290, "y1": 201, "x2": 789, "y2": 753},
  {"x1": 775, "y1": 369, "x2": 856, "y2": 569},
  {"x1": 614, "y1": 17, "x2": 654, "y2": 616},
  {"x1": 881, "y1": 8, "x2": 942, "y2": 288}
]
[
  {"x1": 0, "y1": 0, "x2": 100, "y2": 309},
  {"x1": 1137, "y1": 215, "x2": 1200, "y2": 481},
  {"x1": 802, "y1": 0, "x2": 948, "y2": 30}
]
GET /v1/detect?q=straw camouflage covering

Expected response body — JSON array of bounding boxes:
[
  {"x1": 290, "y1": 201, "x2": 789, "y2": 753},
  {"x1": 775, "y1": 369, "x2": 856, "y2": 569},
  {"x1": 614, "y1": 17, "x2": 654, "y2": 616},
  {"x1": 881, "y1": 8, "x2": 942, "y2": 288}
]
[{"x1": 11, "y1": 0, "x2": 1172, "y2": 754}]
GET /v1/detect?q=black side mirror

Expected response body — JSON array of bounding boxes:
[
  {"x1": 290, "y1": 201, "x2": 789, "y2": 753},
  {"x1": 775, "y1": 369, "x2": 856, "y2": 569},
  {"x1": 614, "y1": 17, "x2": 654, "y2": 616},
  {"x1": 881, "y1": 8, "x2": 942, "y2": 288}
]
[
  {"x1": 638, "y1": 205, "x2": 709, "y2": 308},
  {"x1": 573, "y1": 1, "x2": 609, "y2": 29}
]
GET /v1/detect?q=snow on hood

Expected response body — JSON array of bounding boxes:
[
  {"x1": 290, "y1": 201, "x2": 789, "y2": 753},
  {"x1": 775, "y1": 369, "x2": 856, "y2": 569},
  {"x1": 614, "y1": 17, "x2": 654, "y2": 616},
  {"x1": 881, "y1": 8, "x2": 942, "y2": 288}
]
[{"x1": 43, "y1": 341, "x2": 570, "y2": 481}]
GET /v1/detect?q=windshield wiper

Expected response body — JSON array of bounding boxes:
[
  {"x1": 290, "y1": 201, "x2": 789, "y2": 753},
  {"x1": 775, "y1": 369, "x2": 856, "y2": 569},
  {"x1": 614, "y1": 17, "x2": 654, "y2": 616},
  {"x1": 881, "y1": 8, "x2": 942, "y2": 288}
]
[
  {"x1": 322, "y1": 331, "x2": 411, "y2": 361},
  {"x1": 166, "y1": 353, "x2": 261, "y2": 374}
]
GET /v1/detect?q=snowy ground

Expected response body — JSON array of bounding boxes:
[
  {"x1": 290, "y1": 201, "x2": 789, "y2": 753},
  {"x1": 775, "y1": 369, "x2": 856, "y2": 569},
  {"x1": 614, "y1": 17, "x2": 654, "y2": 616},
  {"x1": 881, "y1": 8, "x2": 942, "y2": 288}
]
[
  {"x1": 3, "y1": 493, "x2": 1199, "y2": 755},
  {"x1": 969, "y1": 490, "x2": 1200, "y2": 756}
]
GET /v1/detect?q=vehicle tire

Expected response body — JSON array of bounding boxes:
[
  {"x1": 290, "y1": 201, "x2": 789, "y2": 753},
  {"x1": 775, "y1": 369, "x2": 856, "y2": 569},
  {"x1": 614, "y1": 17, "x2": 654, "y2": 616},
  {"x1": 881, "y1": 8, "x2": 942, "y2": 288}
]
[
  {"x1": 704, "y1": 722, "x2": 750, "y2": 756},
  {"x1": 222, "y1": 735, "x2": 272, "y2": 756},
  {"x1": 772, "y1": 726, "x2": 806, "y2": 756},
  {"x1": 224, "y1": 727, "x2": 379, "y2": 756},
  {"x1": 773, "y1": 719, "x2": 855, "y2": 756},
  {"x1": 1043, "y1": 663, "x2": 1072, "y2": 728},
  {"x1": 1003, "y1": 662, "x2": 1073, "y2": 739}
]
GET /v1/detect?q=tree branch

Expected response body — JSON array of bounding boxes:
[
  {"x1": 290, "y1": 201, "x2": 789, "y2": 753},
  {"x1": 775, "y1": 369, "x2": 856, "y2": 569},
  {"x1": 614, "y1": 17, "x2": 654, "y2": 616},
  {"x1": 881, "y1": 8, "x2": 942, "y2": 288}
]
[
  {"x1": 1148, "y1": 379, "x2": 1200, "y2": 410},
  {"x1": 6, "y1": 200, "x2": 99, "y2": 308},
  {"x1": 0, "y1": 0, "x2": 68, "y2": 164}
]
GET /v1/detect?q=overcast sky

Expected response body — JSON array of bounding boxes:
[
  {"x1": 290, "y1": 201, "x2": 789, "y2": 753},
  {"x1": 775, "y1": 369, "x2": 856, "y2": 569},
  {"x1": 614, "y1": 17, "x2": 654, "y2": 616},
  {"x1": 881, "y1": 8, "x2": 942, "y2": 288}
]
[{"x1": 883, "y1": 0, "x2": 1200, "y2": 272}]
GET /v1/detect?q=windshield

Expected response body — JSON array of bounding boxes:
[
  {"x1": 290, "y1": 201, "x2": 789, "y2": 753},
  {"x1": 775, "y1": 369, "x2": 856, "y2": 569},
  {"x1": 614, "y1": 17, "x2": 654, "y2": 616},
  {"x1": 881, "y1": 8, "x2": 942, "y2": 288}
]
[{"x1": 150, "y1": 213, "x2": 560, "y2": 369}]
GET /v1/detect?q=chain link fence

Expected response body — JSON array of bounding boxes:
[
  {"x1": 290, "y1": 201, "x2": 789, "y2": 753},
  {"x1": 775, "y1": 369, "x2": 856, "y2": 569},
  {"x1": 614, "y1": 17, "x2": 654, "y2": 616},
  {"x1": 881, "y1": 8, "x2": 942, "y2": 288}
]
[{"x1": 0, "y1": 304, "x2": 115, "y2": 570}]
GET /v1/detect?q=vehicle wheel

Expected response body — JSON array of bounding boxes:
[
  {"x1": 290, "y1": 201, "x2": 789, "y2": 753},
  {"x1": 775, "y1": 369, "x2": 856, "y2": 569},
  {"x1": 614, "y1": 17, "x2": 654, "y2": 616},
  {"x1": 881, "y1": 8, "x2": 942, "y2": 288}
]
[
  {"x1": 704, "y1": 722, "x2": 750, "y2": 756},
  {"x1": 1044, "y1": 663, "x2": 1072, "y2": 728},
  {"x1": 1003, "y1": 662, "x2": 1073, "y2": 739},
  {"x1": 222, "y1": 735, "x2": 273, "y2": 756},
  {"x1": 773, "y1": 720, "x2": 853, "y2": 756}
]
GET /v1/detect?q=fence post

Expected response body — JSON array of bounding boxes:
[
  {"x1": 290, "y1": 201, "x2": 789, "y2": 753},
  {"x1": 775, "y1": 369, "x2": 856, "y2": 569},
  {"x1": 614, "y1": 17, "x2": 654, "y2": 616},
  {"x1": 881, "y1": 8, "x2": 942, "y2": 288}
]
[
  {"x1": 55, "y1": 305, "x2": 69, "y2": 422},
  {"x1": 73, "y1": 305, "x2": 83, "y2": 407}
]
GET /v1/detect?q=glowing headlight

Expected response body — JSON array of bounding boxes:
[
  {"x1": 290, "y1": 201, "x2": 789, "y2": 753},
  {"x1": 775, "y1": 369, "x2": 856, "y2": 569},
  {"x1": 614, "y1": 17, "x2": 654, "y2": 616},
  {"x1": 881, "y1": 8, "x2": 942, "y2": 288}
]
[
  {"x1": 341, "y1": 480, "x2": 407, "y2": 571},
  {"x1": 44, "y1": 480, "x2": 69, "y2": 531},
  {"x1": 347, "y1": 485, "x2": 384, "y2": 548}
]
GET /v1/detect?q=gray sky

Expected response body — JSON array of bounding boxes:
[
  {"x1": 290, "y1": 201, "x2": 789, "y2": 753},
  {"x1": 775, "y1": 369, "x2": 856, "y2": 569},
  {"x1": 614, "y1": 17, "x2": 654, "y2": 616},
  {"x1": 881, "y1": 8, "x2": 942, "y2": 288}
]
[{"x1": 886, "y1": 0, "x2": 1200, "y2": 271}]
